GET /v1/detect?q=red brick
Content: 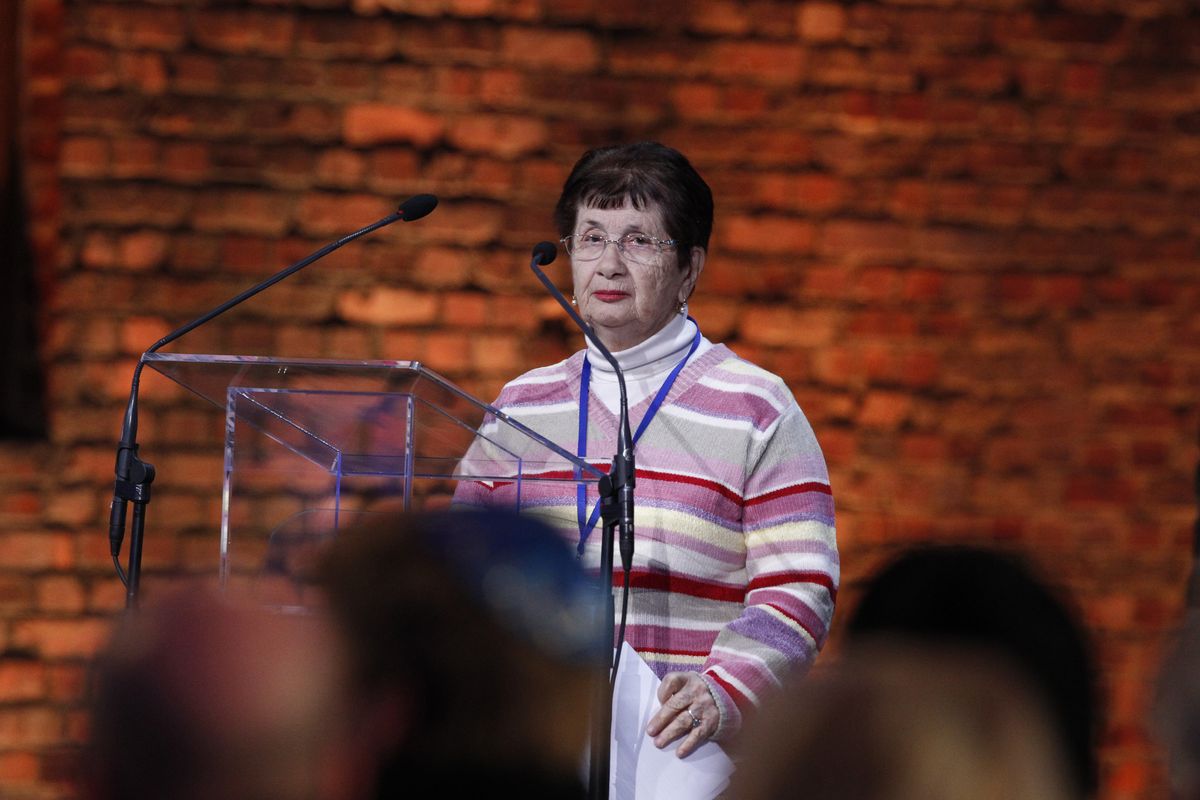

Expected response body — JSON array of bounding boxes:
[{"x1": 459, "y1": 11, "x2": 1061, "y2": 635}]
[
  {"x1": 722, "y1": 215, "x2": 816, "y2": 255},
  {"x1": 193, "y1": 190, "x2": 293, "y2": 236},
  {"x1": 491, "y1": 295, "x2": 544, "y2": 332},
  {"x1": 381, "y1": 331, "x2": 425, "y2": 361},
  {"x1": 218, "y1": 235, "x2": 275, "y2": 275},
  {"x1": 900, "y1": 350, "x2": 940, "y2": 388},
  {"x1": 789, "y1": 267, "x2": 838, "y2": 303},
  {"x1": 295, "y1": 15, "x2": 396, "y2": 59},
  {"x1": 438, "y1": 291, "x2": 488, "y2": 328},
  {"x1": 193, "y1": 9, "x2": 297, "y2": 55},
  {"x1": 888, "y1": 179, "x2": 931, "y2": 220},
  {"x1": 0, "y1": 534, "x2": 74, "y2": 571},
  {"x1": 447, "y1": 115, "x2": 548, "y2": 159},
  {"x1": 470, "y1": 332, "x2": 522, "y2": 376},
  {"x1": 414, "y1": 248, "x2": 473, "y2": 289},
  {"x1": 83, "y1": 5, "x2": 187, "y2": 50},
  {"x1": 64, "y1": 45, "x2": 115, "y2": 89},
  {"x1": 740, "y1": 307, "x2": 839, "y2": 348},
  {"x1": 798, "y1": 2, "x2": 846, "y2": 42},
  {"x1": 161, "y1": 141, "x2": 211, "y2": 183},
  {"x1": 0, "y1": 660, "x2": 47, "y2": 702},
  {"x1": 117, "y1": 51, "x2": 167, "y2": 94},
  {"x1": 336, "y1": 287, "x2": 439, "y2": 326},
  {"x1": 425, "y1": 331, "x2": 472, "y2": 372},
  {"x1": 755, "y1": 173, "x2": 844, "y2": 213},
  {"x1": 80, "y1": 185, "x2": 191, "y2": 228},
  {"x1": 859, "y1": 391, "x2": 912, "y2": 429},
  {"x1": 0, "y1": 491, "x2": 42, "y2": 517},
  {"x1": 467, "y1": 158, "x2": 516, "y2": 196},
  {"x1": 60, "y1": 136, "x2": 108, "y2": 178},
  {"x1": 315, "y1": 149, "x2": 367, "y2": 188},
  {"x1": 916, "y1": 227, "x2": 1010, "y2": 267},
  {"x1": 1061, "y1": 61, "x2": 1105, "y2": 98},
  {"x1": 171, "y1": 234, "x2": 220, "y2": 273},
  {"x1": 295, "y1": 192, "x2": 395, "y2": 238},
  {"x1": 899, "y1": 433, "x2": 948, "y2": 462},
  {"x1": 0, "y1": 575, "x2": 33, "y2": 616},
  {"x1": 1063, "y1": 476, "x2": 1138, "y2": 508},
  {"x1": 686, "y1": 1, "x2": 752, "y2": 35},
  {"x1": 109, "y1": 136, "x2": 159, "y2": 178},
  {"x1": 433, "y1": 67, "x2": 480, "y2": 105},
  {"x1": 118, "y1": 317, "x2": 171, "y2": 356},
  {"x1": 343, "y1": 103, "x2": 444, "y2": 147},
  {"x1": 855, "y1": 266, "x2": 901, "y2": 303},
  {"x1": 173, "y1": 53, "x2": 221, "y2": 92},
  {"x1": 807, "y1": 48, "x2": 871, "y2": 89},
  {"x1": 327, "y1": 62, "x2": 375, "y2": 97},
  {"x1": 326, "y1": 326, "x2": 376, "y2": 359},
  {"x1": 501, "y1": 27, "x2": 599, "y2": 73},
  {"x1": 479, "y1": 68, "x2": 526, "y2": 107},
  {"x1": 447, "y1": 0, "x2": 497, "y2": 16},
  {"x1": 268, "y1": 324, "x2": 320, "y2": 357},
  {"x1": 0, "y1": 708, "x2": 62, "y2": 748},
  {"x1": 820, "y1": 219, "x2": 910, "y2": 262},
  {"x1": 89, "y1": 581, "x2": 127, "y2": 615},
  {"x1": 47, "y1": 663, "x2": 87, "y2": 705},
  {"x1": 942, "y1": 55, "x2": 1012, "y2": 95},
  {"x1": 116, "y1": 231, "x2": 169, "y2": 272},
  {"x1": 847, "y1": 309, "x2": 919, "y2": 337},
  {"x1": 669, "y1": 83, "x2": 720, "y2": 121},
  {"x1": 417, "y1": 201, "x2": 504, "y2": 247},
  {"x1": 706, "y1": 41, "x2": 806, "y2": 85},
  {"x1": 0, "y1": 752, "x2": 39, "y2": 783}
]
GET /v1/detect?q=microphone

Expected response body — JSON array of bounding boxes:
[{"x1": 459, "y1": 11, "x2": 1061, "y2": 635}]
[
  {"x1": 108, "y1": 194, "x2": 439, "y2": 606},
  {"x1": 399, "y1": 193, "x2": 438, "y2": 221},
  {"x1": 531, "y1": 241, "x2": 557, "y2": 267},
  {"x1": 527, "y1": 242, "x2": 635, "y2": 573},
  {"x1": 529, "y1": 240, "x2": 635, "y2": 800}
]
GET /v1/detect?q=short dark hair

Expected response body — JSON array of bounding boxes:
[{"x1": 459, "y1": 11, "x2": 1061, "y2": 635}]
[
  {"x1": 553, "y1": 141, "x2": 714, "y2": 271},
  {"x1": 846, "y1": 546, "x2": 1099, "y2": 799}
]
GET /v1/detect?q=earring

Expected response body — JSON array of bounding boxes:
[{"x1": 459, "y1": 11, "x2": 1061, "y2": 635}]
[{"x1": 571, "y1": 295, "x2": 578, "y2": 306}]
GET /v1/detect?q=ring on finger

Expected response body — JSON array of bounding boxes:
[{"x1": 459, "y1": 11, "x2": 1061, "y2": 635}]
[{"x1": 685, "y1": 707, "x2": 701, "y2": 729}]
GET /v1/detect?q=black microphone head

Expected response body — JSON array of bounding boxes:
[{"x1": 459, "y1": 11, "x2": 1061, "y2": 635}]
[
  {"x1": 532, "y1": 241, "x2": 557, "y2": 266},
  {"x1": 398, "y1": 194, "x2": 438, "y2": 221}
]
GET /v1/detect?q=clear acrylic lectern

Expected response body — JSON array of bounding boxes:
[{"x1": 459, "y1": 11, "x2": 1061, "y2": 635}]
[{"x1": 142, "y1": 353, "x2": 601, "y2": 606}]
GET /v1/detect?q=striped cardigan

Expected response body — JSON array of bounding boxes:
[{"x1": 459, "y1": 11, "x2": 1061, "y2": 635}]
[{"x1": 455, "y1": 344, "x2": 838, "y2": 740}]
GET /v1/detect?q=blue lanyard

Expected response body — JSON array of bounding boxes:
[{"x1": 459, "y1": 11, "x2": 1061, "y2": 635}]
[{"x1": 575, "y1": 321, "x2": 702, "y2": 554}]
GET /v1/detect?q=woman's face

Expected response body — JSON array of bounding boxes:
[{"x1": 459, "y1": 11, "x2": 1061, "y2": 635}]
[{"x1": 569, "y1": 202, "x2": 704, "y2": 352}]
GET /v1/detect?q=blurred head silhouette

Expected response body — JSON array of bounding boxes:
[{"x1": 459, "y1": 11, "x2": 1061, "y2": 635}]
[
  {"x1": 1154, "y1": 612, "x2": 1200, "y2": 800},
  {"x1": 845, "y1": 545, "x2": 1099, "y2": 798},
  {"x1": 316, "y1": 508, "x2": 601, "y2": 798},
  {"x1": 84, "y1": 587, "x2": 356, "y2": 800},
  {"x1": 731, "y1": 643, "x2": 1075, "y2": 800}
]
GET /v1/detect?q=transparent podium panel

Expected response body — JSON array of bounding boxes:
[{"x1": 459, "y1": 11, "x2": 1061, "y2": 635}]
[{"x1": 143, "y1": 354, "x2": 601, "y2": 606}]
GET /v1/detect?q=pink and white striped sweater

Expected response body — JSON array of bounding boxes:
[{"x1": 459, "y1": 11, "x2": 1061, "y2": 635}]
[{"x1": 455, "y1": 343, "x2": 838, "y2": 740}]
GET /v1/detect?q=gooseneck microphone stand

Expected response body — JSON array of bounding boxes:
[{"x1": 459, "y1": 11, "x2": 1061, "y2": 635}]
[
  {"x1": 528, "y1": 242, "x2": 634, "y2": 800},
  {"x1": 107, "y1": 194, "x2": 439, "y2": 609}
]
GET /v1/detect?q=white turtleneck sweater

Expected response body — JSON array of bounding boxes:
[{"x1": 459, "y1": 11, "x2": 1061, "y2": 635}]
[{"x1": 585, "y1": 306, "x2": 715, "y2": 413}]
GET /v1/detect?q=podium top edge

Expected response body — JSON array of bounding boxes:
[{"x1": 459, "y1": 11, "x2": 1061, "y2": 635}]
[{"x1": 141, "y1": 353, "x2": 425, "y2": 371}]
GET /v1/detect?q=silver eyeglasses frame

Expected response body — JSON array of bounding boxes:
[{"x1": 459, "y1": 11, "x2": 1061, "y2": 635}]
[{"x1": 560, "y1": 232, "x2": 678, "y2": 265}]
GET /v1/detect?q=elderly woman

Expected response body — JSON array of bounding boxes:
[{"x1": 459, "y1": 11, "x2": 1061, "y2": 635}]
[{"x1": 457, "y1": 141, "x2": 837, "y2": 758}]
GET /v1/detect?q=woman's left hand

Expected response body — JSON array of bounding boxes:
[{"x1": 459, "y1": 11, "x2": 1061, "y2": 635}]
[{"x1": 645, "y1": 671, "x2": 719, "y2": 758}]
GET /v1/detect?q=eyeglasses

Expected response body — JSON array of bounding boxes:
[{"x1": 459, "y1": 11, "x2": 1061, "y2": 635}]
[{"x1": 561, "y1": 231, "x2": 677, "y2": 265}]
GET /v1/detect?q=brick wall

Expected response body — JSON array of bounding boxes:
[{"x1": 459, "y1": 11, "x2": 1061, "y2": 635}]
[{"x1": 7, "y1": 0, "x2": 1200, "y2": 797}]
